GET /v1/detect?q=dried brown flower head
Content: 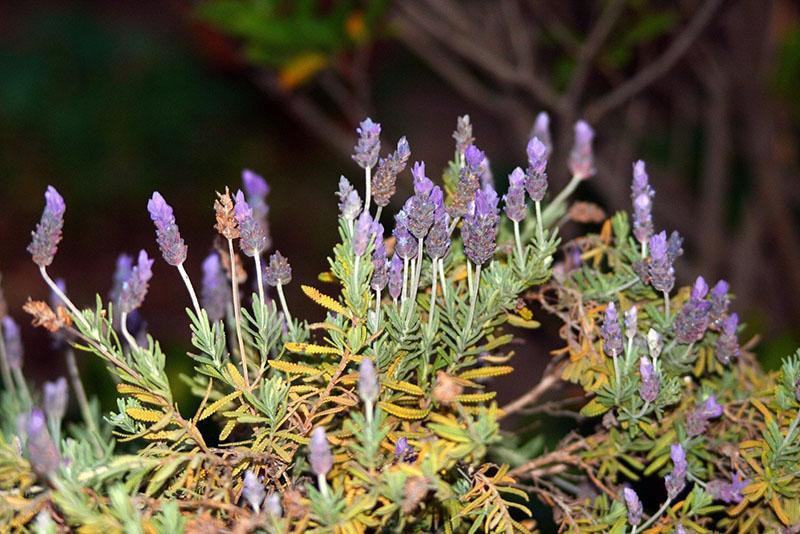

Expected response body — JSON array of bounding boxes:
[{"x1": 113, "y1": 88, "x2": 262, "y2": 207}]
[
  {"x1": 214, "y1": 188, "x2": 240, "y2": 240},
  {"x1": 402, "y1": 476, "x2": 429, "y2": 514},
  {"x1": 23, "y1": 299, "x2": 68, "y2": 333},
  {"x1": 568, "y1": 201, "x2": 606, "y2": 224},
  {"x1": 432, "y1": 371, "x2": 464, "y2": 406}
]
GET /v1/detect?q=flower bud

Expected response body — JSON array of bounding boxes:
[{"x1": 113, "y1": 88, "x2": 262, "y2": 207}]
[
  {"x1": 358, "y1": 357, "x2": 379, "y2": 405},
  {"x1": 265, "y1": 251, "x2": 292, "y2": 286},
  {"x1": 353, "y1": 118, "x2": 381, "y2": 169},
  {"x1": 147, "y1": 192, "x2": 187, "y2": 266},
  {"x1": 309, "y1": 427, "x2": 333, "y2": 477},
  {"x1": 43, "y1": 377, "x2": 68, "y2": 422},
  {"x1": 28, "y1": 186, "x2": 66, "y2": 267},
  {"x1": 623, "y1": 487, "x2": 642, "y2": 526}
]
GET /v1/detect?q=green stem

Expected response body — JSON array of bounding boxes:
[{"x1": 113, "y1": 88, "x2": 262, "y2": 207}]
[
  {"x1": 438, "y1": 258, "x2": 448, "y2": 299},
  {"x1": 255, "y1": 252, "x2": 265, "y2": 305},
  {"x1": 513, "y1": 220, "x2": 525, "y2": 271},
  {"x1": 535, "y1": 200, "x2": 544, "y2": 245},
  {"x1": 541, "y1": 174, "x2": 582, "y2": 224},
  {"x1": 65, "y1": 348, "x2": 103, "y2": 456},
  {"x1": 464, "y1": 264, "x2": 481, "y2": 335},
  {"x1": 637, "y1": 497, "x2": 673, "y2": 532},
  {"x1": 228, "y1": 239, "x2": 250, "y2": 388},
  {"x1": 120, "y1": 312, "x2": 138, "y2": 349},
  {"x1": 276, "y1": 283, "x2": 292, "y2": 326},
  {"x1": 177, "y1": 263, "x2": 202, "y2": 318},
  {"x1": 364, "y1": 166, "x2": 372, "y2": 215},
  {"x1": 427, "y1": 260, "x2": 438, "y2": 333}
]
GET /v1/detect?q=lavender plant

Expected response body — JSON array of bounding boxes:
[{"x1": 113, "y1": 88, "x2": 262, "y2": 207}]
[{"x1": 1, "y1": 115, "x2": 798, "y2": 533}]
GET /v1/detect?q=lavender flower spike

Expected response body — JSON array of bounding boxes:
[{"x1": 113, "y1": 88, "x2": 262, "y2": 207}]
[
  {"x1": 353, "y1": 118, "x2": 381, "y2": 170},
  {"x1": 242, "y1": 169, "x2": 272, "y2": 251},
  {"x1": 372, "y1": 137, "x2": 411, "y2": 208},
  {"x1": 639, "y1": 355, "x2": 659, "y2": 403},
  {"x1": 265, "y1": 251, "x2": 292, "y2": 286},
  {"x1": 201, "y1": 253, "x2": 228, "y2": 323},
  {"x1": 44, "y1": 377, "x2": 68, "y2": 422},
  {"x1": 336, "y1": 176, "x2": 362, "y2": 221},
  {"x1": 525, "y1": 137, "x2": 549, "y2": 202},
  {"x1": 708, "y1": 472, "x2": 748, "y2": 504},
  {"x1": 393, "y1": 211, "x2": 418, "y2": 260},
  {"x1": 405, "y1": 162, "x2": 436, "y2": 239},
  {"x1": 2, "y1": 316, "x2": 23, "y2": 371},
  {"x1": 242, "y1": 470, "x2": 266, "y2": 514},
  {"x1": 309, "y1": 427, "x2": 333, "y2": 478},
  {"x1": 504, "y1": 167, "x2": 527, "y2": 222},
  {"x1": 234, "y1": 191, "x2": 268, "y2": 258},
  {"x1": 388, "y1": 254, "x2": 402, "y2": 301},
  {"x1": 353, "y1": 210, "x2": 374, "y2": 257},
  {"x1": 665, "y1": 443, "x2": 687, "y2": 499},
  {"x1": 531, "y1": 112, "x2": 552, "y2": 157},
  {"x1": 462, "y1": 186, "x2": 499, "y2": 266},
  {"x1": 624, "y1": 306, "x2": 638, "y2": 340},
  {"x1": 648, "y1": 231, "x2": 675, "y2": 294},
  {"x1": 119, "y1": 250, "x2": 154, "y2": 315},
  {"x1": 358, "y1": 357, "x2": 380, "y2": 406},
  {"x1": 601, "y1": 302, "x2": 624, "y2": 357},
  {"x1": 623, "y1": 487, "x2": 643, "y2": 526},
  {"x1": 25, "y1": 408, "x2": 61, "y2": 479},
  {"x1": 568, "y1": 120, "x2": 596, "y2": 179},
  {"x1": 28, "y1": 186, "x2": 66, "y2": 267},
  {"x1": 631, "y1": 160, "x2": 655, "y2": 246},
  {"x1": 371, "y1": 242, "x2": 388, "y2": 292},
  {"x1": 453, "y1": 115, "x2": 474, "y2": 156},
  {"x1": 674, "y1": 276, "x2": 712, "y2": 344},
  {"x1": 426, "y1": 200, "x2": 451, "y2": 260},
  {"x1": 148, "y1": 192, "x2": 188, "y2": 266},
  {"x1": 716, "y1": 313, "x2": 740, "y2": 365}
]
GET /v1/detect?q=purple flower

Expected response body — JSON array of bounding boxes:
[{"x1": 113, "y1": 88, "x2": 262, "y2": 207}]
[
  {"x1": 709, "y1": 280, "x2": 730, "y2": 326},
  {"x1": 201, "y1": 253, "x2": 228, "y2": 322},
  {"x1": 242, "y1": 170, "x2": 272, "y2": 251},
  {"x1": 648, "y1": 231, "x2": 675, "y2": 294},
  {"x1": 358, "y1": 357, "x2": 379, "y2": 404},
  {"x1": 453, "y1": 115, "x2": 474, "y2": 156},
  {"x1": 393, "y1": 211, "x2": 418, "y2": 260},
  {"x1": 264, "y1": 494, "x2": 282, "y2": 517},
  {"x1": 25, "y1": 408, "x2": 61, "y2": 478},
  {"x1": 665, "y1": 444, "x2": 687, "y2": 499},
  {"x1": 309, "y1": 427, "x2": 333, "y2": 477},
  {"x1": 372, "y1": 137, "x2": 411, "y2": 208},
  {"x1": 624, "y1": 306, "x2": 638, "y2": 340},
  {"x1": 525, "y1": 138, "x2": 549, "y2": 202},
  {"x1": 119, "y1": 250, "x2": 154, "y2": 315},
  {"x1": 462, "y1": 186, "x2": 499, "y2": 265},
  {"x1": 388, "y1": 254, "x2": 402, "y2": 300},
  {"x1": 707, "y1": 472, "x2": 748, "y2": 504},
  {"x1": 639, "y1": 356, "x2": 659, "y2": 403},
  {"x1": 426, "y1": 196, "x2": 451, "y2": 260},
  {"x1": 504, "y1": 167, "x2": 527, "y2": 222},
  {"x1": 353, "y1": 118, "x2": 381, "y2": 169},
  {"x1": 623, "y1": 487, "x2": 642, "y2": 526},
  {"x1": 371, "y1": 242, "x2": 388, "y2": 291},
  {"x1": 465, "y1": 145, "x2": 486, "y2": 172},
  {"x1": 353, "y1": 210, "x2": 374, "y2": 257},
  {"x1": 336, "y1": 176, "x2": 362, "y2": 221},
  {"x1": 716, "y1": 313, "x2": 740, "y2": 365},
  {"x1": 667, "y1": 231, "x2": 684, "y2": 263},
  {"x1": 242, "y1": 470, "x2": 266, "y2": 513},
  {"x1": 448, "y1": 145, "x2": 484, "y2": 218},
  {"x1": 265, "y1": 251, "x2": 292, "y2": 286},
  {"x1": 405, "y1": 162, "x2": 437, "y2": 239},
  {"x1": 568, "y1": 120, "x2": 595, "y2": 179},
  {"x1": 675, "y1": 276, "x2": 712, "y2": 344},
  {"x1": 234, "y1": 190, "x2": 269, "y2": 257},
  {"x1": 631, "y1": 160, "x2": 655, "y2": 245},
  {"x1": 601, "y1": 302, "x2": 624, "y2": 357},
  {"x1": 701, "y1": 395, "x2": 723, "y2": 418},
  {"x1": 686, "y1": 395, "x2": 723, "y2": 436},
  {"x1": 147, "y1": 192, "x2": 188, "y2": 266},
  {"x1": 109, "y1": 254, "x2": 133, "y2": 305},
  {"x1": 2, "y1": 316, "x2": 23, "y2": 371},
  {"x1": 394, "y1": 437, "x2": 416, "y2": 463},
  {"x1": 44, "y1": 377, "x2": 68, "y2": 421},
  {"x1": 28, "y1": 186, "x2": 66, "y2": 267},
  {"x1": 531, "y1": 112, "x2": 552, "y2": 157}
]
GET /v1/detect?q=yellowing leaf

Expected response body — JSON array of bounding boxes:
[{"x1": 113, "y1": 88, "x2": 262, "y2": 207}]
[
  {"x1": 378, "y1": 402, "x2": 430, "y2": 420},
  {"x1": 458, "y1": 366, "x2": 514, "y2": 381},
  {"x1": 278, "y1": 52, "x2": 328, "y2": 90},
  {"x1": 226, "y1": 363, "x2": 246, "y2": 389},
  {"x1": 198, "y1": 391, "x2": 242, "y2": 421},
  {"x1": 301, "y1": 285, "x2": 350, "y2": 317},
  {"x1": 579, "y1": 398, "x2": 610, "y2": 418},
  {"x1": 771, "y1": 495, "x2": 791, "y2": 526},
  {"x1": 455, "y1": 392, "x2": 497, "y2": 403},
  {"x1": 126, "y1": 407, "x2": 164, "y2": 423},
  {"x1": 284, "y1": 342, "x2": 341, "y2": 356},
  {"x1": 384, "y1": 380, "x2": 425, "y2": 396},
  {"x1": 506, "y1": 314, "x2": 541, "y2": 329},
  {"x1": 269, "y1": 360, "x2": 322, "y2": 376}
]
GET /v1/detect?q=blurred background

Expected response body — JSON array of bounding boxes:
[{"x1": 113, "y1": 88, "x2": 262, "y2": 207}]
[{"x1": 1, "y1": 0, "x2": 799, "y2": 410}]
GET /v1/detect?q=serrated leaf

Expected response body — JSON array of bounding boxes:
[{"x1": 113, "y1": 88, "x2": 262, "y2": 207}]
[
  {"x1": 384, "y1": 380, "x2": 425, "y2": 396},
  {"x1": 506, "y1": 314, "x2": 541, "y2": 329},
  {"x1": 458, "y1": 366, "x2": 514, "y2": 381},
  {"x1": 455, "y1": 392, "x2": 497, "y2": 403},
  {"x1": 378, "y1": 402, "x2": 430, "y2": 420},
  {"x1": 126, "y1": 407, "x2": 165, "y2": 423},
  {"x1": 269, "y1": 360, "x2": 322, "y2": 376},
  {"x1": 579, "y1": 398, "x2": 610, "y2": 417},
  {"x1": 301, "y1": 285, "x2": 350, "y2": 317},
  {"x1": 284, "y1": 342, "x2": 341, "y2": 355},
  {"x1": 198, "y1": 391, "x2": 242, "y2": 421}
]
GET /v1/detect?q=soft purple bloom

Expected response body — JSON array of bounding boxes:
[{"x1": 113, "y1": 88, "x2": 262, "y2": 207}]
[
  {"x1": 453, "y1": 115, "x2": 474, "y2": 156},
  {"x1": 691, "y1": 276, "x2": 709, "y2": 300},
  {"x1": 462, "y1": 186, "x2": 499, "y2": 265},
  {"x1": 371, "y1": 242, "x2": 388, "y2": 291},
  {"x1": 309, "y1": 427, "x2": 333, "y2": 477},
  {"x1": 336, "y1": 176, "x2": 362, "y2": 221},
  {"x1": 568, "y1": 121, "x2": 595, "y2": 179},
  {"x1": 25, "y1": 408, "x2": 60, "y2": 478},
  {"x1": 716, "y1": 313, "x2": 740, "y2": 365},
  {"x1": 624, "y1": 306, "x2": 638, "y2": 340},
  {"x1": 201, "y1": 253, "x2": 228, "y2": 322},
  {"x1": 393, "y1": 211, "x2": 418, "y2": 260},
  {"x1": 353, "y1": 211, "x2": 374, "y2": 257},
  {"x1": 394, "y1": 436, "x2": 416, "y2": 463},
  {"x1": 464, "y1": 145, "x2": 486, "y2": 172},
  {"x1": 525, "y1": 137, "x2": 549, "y2": 202},
  {"x1": 265, "y1": 493, "x2": 282, "y2": 517},
  {"x1": 372, "y1": 137, "x2": 411, "y2": 208},
  {"x1": 531, "y1": 112, "x2": 552, "y2": 157},
  {"x1": 388, "y1": 254, "x2": 402, "y2": 300},
  {"x1": 265, "y1": 251, "x2": 292, "y2": 286},
  {"x1": 504, "y1": 167, "x2": 527, "y2": 222},
  {"x1": 674, "y1": 276, "x2": 712, "y2": 344},
  {"x1": 601, "y1": 302, "x2": 623, "y2": 357},
  {"x1": 49, "y1": 279, "x2": 68, "y2": 349},
  {"x1": 44, "y1": 377, "x2": 68, "y2": 421},
  {"x1": 234, "y1": 190, "x2": 269, "y2": 257},
  {"x1": 147, "y1": 192, "x2": 188, "y2": 266},
  {"x1": 686, "y1": 395, "x2": 723, "y2": 436},
  {"x1": 702, "y1": 395, "x2": 723, "y2": 418},
  {"x1": 631, "y1": 160, "x2": 655, "y2": 244},
  {"x1": 358, "y1": 358, "x2": 379, "y2": 404},
  {"x1": 648, "y1": 231, "x2": 675, "y2": 294},
  {"x1": 667, "y1": 231, "x2": 684, "y2": 263},
  {"x1": 478, "y1": 156, "x2": 493, "y2": 189},
  {"x1": 28, "y1": 186, "x2": 66, "y2": 267},
  {"x1": 449, "y1": 145, "x2": 484, "y2": 218},
  {"x1": 109, "y1": 253, "x2": 133, "y2": 305},
  {"x1": 405, "y1": 162, "x2": 437, "y2": 239},
  {"x1": 623, "y1": 487, "x2": 642, "y2": 526},
  {"x1": 707, "y1": 472, "x2": 748, "y2": 504},
  {"x1": 353, "y1": 118, "x2": 381, "y2": 169},
  {"x1": 426, "y1": 205, "x2": 451, "y2": 260},
  {"x1": 242, "y1": 169, "x2": 271, "y2": 249},
  {"x1": 119, "y1": 250, "x2": 154, "y2": 314},
  {"x1": 639, "y1": 356, "x2": 659, "y2": 403},
  {"x1": 709, "y1": 280, "x2": 730, "y2": 326},
  {"x1": 242, "y1": 470, "x2": 266, "y2": 513},
  {"x1": 665, "y1": 444, "x2": 687, "y2": 499},
  {"x1": 2, "y1": 316, "x2": 22, "y2": 371}
]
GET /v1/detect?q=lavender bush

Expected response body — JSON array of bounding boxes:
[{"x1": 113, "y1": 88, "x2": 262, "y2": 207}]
[{"x1": 1, "y1": 115, "x2": 799, "y2": 532}]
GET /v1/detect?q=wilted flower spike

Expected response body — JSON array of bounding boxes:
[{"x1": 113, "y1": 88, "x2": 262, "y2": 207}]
[
  {"x1": 639, "y1": 356, "x2": 659, "y2": 403},
  {"x1": 2, "y1": 316, "x2": 23, "y2": 371},
  {"x1": 504, "y1": 167, "x2": 527, "y2": 222},
  {"x1": 358, "y1": 358, "x2": 379, "y2": 404},
  {"x1": 28, "y1": 186, "x2": 66, "y2": 267},
  {"x1": 665, "y1": 443, "x2": 687, "y2": 499},
  {"x1": 462, "y1": 186, "x2": 499, "y2": 265},
  {"x1": 148, "y1": 192, "x2": 187, "y2": 266},
  {"x1": 43, "y1": 377, "x2": 68, "y2": 421},
  {"x1": 234, "y1": 190, "x2": 268, "y2": 257},
  {"x1": 716, "y1": 313, "x2": 740, "y2": 365},
  {"x1": 353, "y1": 118, "x2": 381, "y2": 169},
  {"x1": 623, "y1": 487, "x2": 642, "y2": 526},
  {"x1": 201, "y1": 253, "x2": 228, "y2": 322},
  {"x1": 214, "y1": 189, "x2": 239, "y2": 240},
  {"x1": 568, "y1": 120, "x2": 595, "y2": 179},
  {"x1": 631, "y1": 160, "x2": 655, "y2": 244},
  {"x1": 336, "y1": 176, "x2": 362, "y2": 221},
  {"x1": 309, "y1": 427, "x2": 333, "y2": 477},
  {"x1": 119, "y1": 250, "x2": 154, "y2": 314},
  {"x1": 243, "y1": 470, "x2": 266, "y2": 514},
  {"x1": 601, "y1": 302, "x2": 623, "y2": 357},
  {"x1": 265, "y1": 251, "x2": 292, "y2": 286}
]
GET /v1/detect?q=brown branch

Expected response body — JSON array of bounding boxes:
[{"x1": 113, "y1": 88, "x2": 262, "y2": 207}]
[
  {"x1": 585, "y1": 0, "x2": 725, "y2": 121},
  {"x1": 500, "y1": 360, "x2": 564, "y2": 417}
]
